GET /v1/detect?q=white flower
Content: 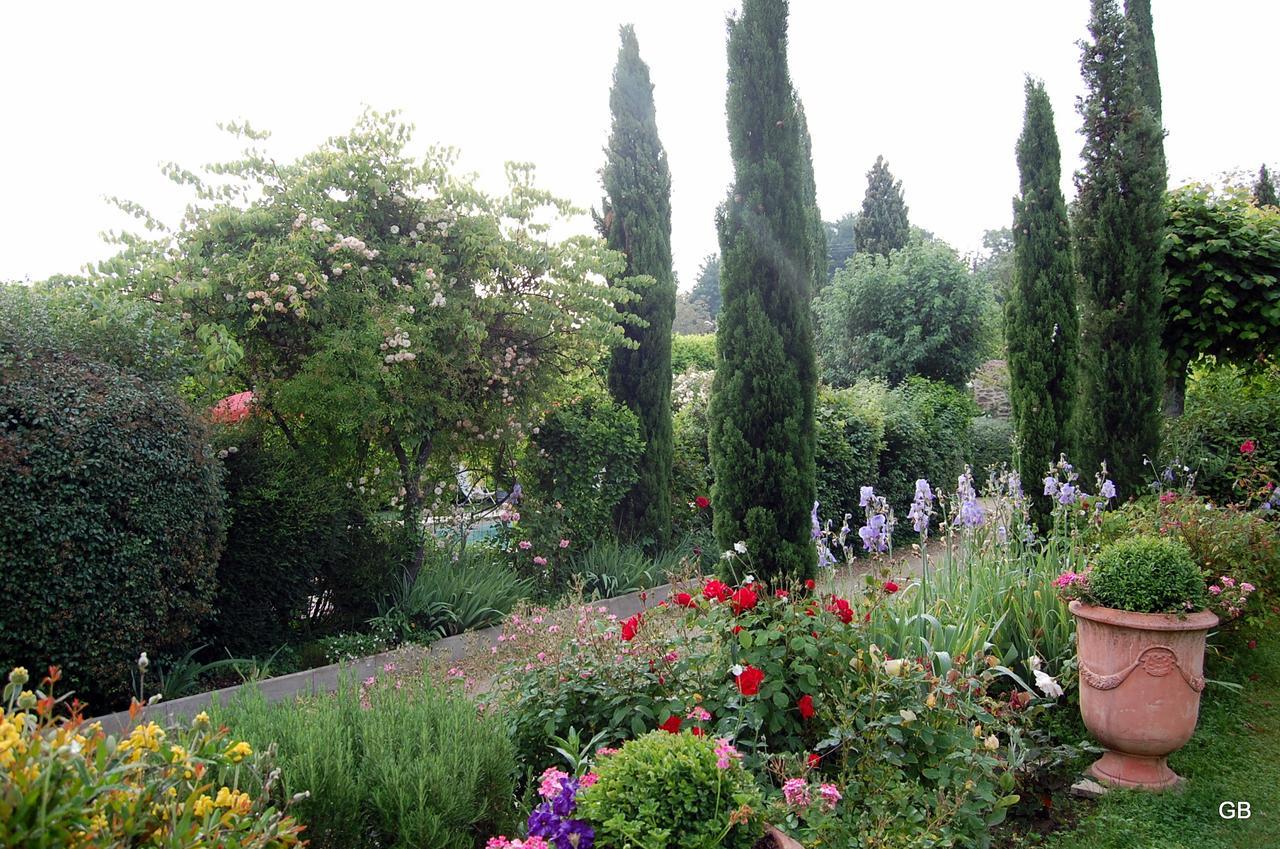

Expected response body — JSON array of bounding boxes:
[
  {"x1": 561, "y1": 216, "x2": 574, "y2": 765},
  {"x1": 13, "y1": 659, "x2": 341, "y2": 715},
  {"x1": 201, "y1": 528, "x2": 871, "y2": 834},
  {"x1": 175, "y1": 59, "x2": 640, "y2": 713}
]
[
  {"x1": 733, "y1": 541, "x2": 747, "y2": 554},
  {"x1": 899, "y1": 709, "x2": 917, "y2": 724},
  {"x1": 390, "y1": 225, "x2": 400, "y2": 234},
  {"x1": 720, "y1": 550, "x2": 734, "y2": 560},
  {"x1": 883, "y1": 659, "x2": 905, "y2": 676},
  {"x1": 743, "y1": 574, "x2": 756, "y2": 585},
  {"x1": 137, "y1": 652, "x2": 150, "y2": 671},
  {"x1": 1033, "y1": 668, "x2": 1065, "y2": 700},
  {"x1": 730, "y1": 664, "x2": 744, "y2": 677}
]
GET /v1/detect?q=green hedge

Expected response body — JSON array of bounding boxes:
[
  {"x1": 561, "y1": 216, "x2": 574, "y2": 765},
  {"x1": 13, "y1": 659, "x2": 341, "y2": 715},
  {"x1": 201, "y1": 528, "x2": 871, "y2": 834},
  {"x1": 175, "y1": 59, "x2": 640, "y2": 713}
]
[
  {"x1": 815, "y1": 383, "x2": 887, "y2": 522},
  {"x1": 671, "y1": 333, "x2": 716, "y2": 374},
  {"x1": 969, "y1": 415, "x2": 1014, "y2": 480},
  {"x1": 0, "y1": 350, "x2": 224, "y2": 704},
  {"x1": 878, "y1": 378, "x2": 978, "y2": 517}
]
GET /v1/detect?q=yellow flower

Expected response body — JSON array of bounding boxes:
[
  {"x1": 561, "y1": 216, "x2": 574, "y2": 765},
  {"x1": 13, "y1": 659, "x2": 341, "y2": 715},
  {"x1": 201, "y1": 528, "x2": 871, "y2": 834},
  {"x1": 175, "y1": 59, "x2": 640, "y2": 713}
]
[
  {"x1": 192, "y1": 794, "x2": 214, "y2": 817},
  {"x1": 192, "y1": 711, "x2": 211, "y2": 728},
  {"x1": 8, "y1": 667, "x2": 28, "y2": 687},
  {"x1": 168, "y1": 744, "x2": 188, "y2": 764},
  {"x1": 212, "y1": 786, "x2": 251, "y2": 814},
  {"x1": 225, "y1": 741, "x2": 252, "y2": 763},
  {"x1": 17, "y1": 690, "x2": 37, "y2": 710},
  {"x1": 213, "y1": 786, "x2": 235, "y2": 808}
]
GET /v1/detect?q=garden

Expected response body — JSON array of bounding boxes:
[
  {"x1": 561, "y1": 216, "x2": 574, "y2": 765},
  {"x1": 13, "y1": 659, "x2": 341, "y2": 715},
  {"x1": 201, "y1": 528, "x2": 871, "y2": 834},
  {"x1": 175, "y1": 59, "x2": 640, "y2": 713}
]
[{"x1": 3, "y1": 1, "x2": 1280, "y2": 848}]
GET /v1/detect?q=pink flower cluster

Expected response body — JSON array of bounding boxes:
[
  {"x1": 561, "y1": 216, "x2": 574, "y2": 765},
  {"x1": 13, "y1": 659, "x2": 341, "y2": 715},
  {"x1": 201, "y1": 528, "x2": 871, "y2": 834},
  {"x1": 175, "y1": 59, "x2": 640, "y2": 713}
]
[
  {"x1": 537, "y1": 767, "x2": 598, "y2": 800},
  {"x1": 486, "y1": 837, "x2": 548, "y2": 849},
  {"x1": 783, "y1": 778, "x2": 842, "y2": 811},
  {"x1": 714, "y1": 738, "x2": 742, "y2": 770},
  {"x1": 1207, "y1": 574, "x2": 1256, "y2": 619}
]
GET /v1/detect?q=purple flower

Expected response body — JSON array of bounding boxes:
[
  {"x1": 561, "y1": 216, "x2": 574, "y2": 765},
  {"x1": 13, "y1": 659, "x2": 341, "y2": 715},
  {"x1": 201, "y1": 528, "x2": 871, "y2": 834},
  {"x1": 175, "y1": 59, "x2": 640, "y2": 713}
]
[
  {"x1": 859, "y1": 485, "x2": 875, "y2": 507},
  {"x1": 1100, "y1": 479, "x2": 1116, "y2": 500},
  {"x1": 859, "y1": 513, "x2": 889, "y2": 552},
  {"x1": 1043, "y1": 476, "x2": 1058, "y2": 497},
  {"x1": 908, "y1": 478, "x2": 934, "y2": 535},
  {"x1": 811, "y1": 501, "x2": 822, "y2": 539},
  {"x1": 1057, "y1": 483, "x2": 1077, "y2": 505}
]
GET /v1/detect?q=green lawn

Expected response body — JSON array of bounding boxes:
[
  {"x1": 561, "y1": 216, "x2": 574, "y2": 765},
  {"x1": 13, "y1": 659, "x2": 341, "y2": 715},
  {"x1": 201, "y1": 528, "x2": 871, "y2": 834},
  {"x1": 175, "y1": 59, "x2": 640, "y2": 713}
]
[{"x1": 1040, "y1": 631, "x2": 1280, "y2": 849}]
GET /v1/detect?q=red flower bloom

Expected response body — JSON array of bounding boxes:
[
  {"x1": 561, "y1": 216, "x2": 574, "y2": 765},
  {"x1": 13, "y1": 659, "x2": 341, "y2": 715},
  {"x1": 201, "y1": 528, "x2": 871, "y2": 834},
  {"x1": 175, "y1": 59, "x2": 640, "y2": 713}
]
[
  {"x1": 827, "y1": 597, "x2": 853, "y2": 624},
  {"x1": 659, "y1": 714, "x2": 682, "y2": 734},
  {"x1": 774, "y1": 589, "x2": 789, "y2": 599},
  {"x1": 735, "y1": 664, "x2": 765, "y2": 696},
  {"x1": 807, "y1": 752, "x2": 822, "y2": 768},
  {"x1": 703, "y1": 579, "x2": 733, "y2": 602},
  {"x1": 690, "y1": 725, "x2": 705, "y2": 736},
  {"x1": 674, "y1": 592, "x2": 696, "y2": 608},
  {"x1": 732, "y1": 624, "x2": 743, "y2": 634},
  {"x1": 621, "y1": 614, "x2": 642, "y2": 641},
  {"x1": 805, "y1": 579, "x2": 816, "y2": 591},
  {"x1": 797, "y1": 694, "x2": 815, "y2": 719},
  {"x1": 1241, "y1": 439, "x2": 1257, "y2": 455},
  {"x1": 731, "y1": 586, "x2": 758, "y2": 613},
  {"x1": 883, "y1": 581, "x2": 899, "y2": 594},
  {"x1": 695, "y1": 495, "x2": 711, "y2": 509}
]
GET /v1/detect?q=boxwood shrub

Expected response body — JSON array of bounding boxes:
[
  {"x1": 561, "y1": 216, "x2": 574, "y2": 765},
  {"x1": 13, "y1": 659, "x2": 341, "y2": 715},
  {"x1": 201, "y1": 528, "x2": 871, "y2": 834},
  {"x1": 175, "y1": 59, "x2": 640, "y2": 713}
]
[{"x1": 1088, "y1": 536, "x2": 1207, "y2": 614}]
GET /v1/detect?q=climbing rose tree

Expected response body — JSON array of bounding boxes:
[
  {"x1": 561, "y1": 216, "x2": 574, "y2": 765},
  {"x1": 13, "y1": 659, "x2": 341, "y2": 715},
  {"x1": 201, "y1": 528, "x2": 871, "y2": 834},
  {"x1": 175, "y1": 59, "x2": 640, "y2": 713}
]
[
  {"x1": 99, "y1": 112, "x2": 631, "y2": 581},
  {"x1": 710, "y1": 0, "x2": 820, "y2": 583}
]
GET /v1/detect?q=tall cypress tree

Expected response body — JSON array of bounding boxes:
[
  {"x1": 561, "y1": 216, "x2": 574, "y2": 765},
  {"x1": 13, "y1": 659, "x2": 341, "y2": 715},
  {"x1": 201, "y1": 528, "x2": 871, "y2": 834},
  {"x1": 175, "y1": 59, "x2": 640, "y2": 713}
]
[
  {"x1": 853, "y1": 155, "x2": 909, "y2": 257},
  {"x1": 1008, "y1": 78, "x2": 1077, "y2": 524},
  {"x1": 710, "y1": 0, "x2": 818, "y2": 583},
  {"x1": 599, "y1": 25, "x2": 676, "y2": 547},
  {"x1": 796, "y1": 101, "x2": 829, "y2": 293},
  {"x1": 1075, "y1": 0, "x2": 1167, "y2": 496},
  {"x1": 1254, "y1": 164, "x2": 1279, "y2": 207},
  {"x1": 1125, "y1": 0, "x2": 1162, "y2": 123}
]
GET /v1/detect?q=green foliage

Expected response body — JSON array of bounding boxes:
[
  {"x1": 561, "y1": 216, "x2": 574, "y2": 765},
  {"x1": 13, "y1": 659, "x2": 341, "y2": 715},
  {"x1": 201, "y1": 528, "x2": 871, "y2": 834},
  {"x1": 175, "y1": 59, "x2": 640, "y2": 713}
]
[
  {"x1": 815, "y1": 238, "x2": 991, "y2": 388},
  {"x1": 878, "y1": 378, "x2": 978, "y2": 516},
  {"x1": 825, "y1": 212, "x2": 857, "y2": 279},
  {"x1": 1161, "y1": 362, "x2": 1280, "y2": 503},
  {"x1": 210, "y1": 425, "x2": 400, "y2": 655},
  {"x1": 1087, "y1": 536, "x2": 1206, "y2": 614},
  {"x1": 1254, "y1": 164, "x2": 1279, "y2": 208},
  {"x1": 670, "y1": 333, "x2": 716, "y2": 374},
  {"x1": 689, "y1": 253, "x2": 722, "y2": 319},
  {"x1": 969, "y1": 415, "x2": 1014, "y2": 478},
  {"x1": 816, "y1": 383, "x2": 887, "y2": 519},
  {"x1": 577, "y1": 731, "x2": 763, "y2": 849},
  {"x1": 599, "y1": 25, "x2": 677, "y2": 549},
  {"x1": 572, "y1": 539, "x2": 691, "y2": 600},
  {"x1": 213, "y1": 672, "x2": 517, "y2": 849},
  {"x1": 519, "y1": 390, "x2": 644, "y2": 582},
  {"x1": 1008, "y1": 78, "x2": 1078, "y2": 525},
  {"x1": 398, "y1": 546, "x2": 534, "y2": 636},
  {"x1": 1074, "y1": 0, "x2": 1168, "y2": 497},
  {"x1": 101, "y1": 112, "x2": 633, "y2": 582},
  {"x1": 710, "y1": 0, "x2": 819, "y2": 583},
  {"x1": 853, "y1": 155, "x2": 910, "y2": 257},
  {"x1": 671, "y1": 372, "x2": 715, "y2": 537},
  {"x1": 0, "y1": 348, "x2": 223, "y2": 705},
  {"x1": 1162, "y1": 185, "x2": 1280, "y2": 386}
]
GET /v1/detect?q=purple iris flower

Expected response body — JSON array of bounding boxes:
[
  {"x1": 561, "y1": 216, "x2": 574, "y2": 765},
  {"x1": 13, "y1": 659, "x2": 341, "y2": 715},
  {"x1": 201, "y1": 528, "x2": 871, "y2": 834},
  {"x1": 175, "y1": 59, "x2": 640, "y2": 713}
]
[
  {"x1": 1057, "y1": 483, "x2": 1077, "y2": 505},
  {"x1": 1100, "y1": 479, "x2": 1116, "y2": 499},
  {"x1": 859, "y1": 485, "x2": 875, "y2": 507}
]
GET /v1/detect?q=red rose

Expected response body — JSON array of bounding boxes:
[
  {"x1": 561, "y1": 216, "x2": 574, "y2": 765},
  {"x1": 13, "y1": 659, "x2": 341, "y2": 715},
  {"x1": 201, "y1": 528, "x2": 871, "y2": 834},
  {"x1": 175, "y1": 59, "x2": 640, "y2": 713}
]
[
  {"x1": 695, "y1": 495, "x2": 711, "y2": 509},
  {"x1": 621, "y1": 614, "x2": 642, "y2": 641},
  {"x1": 690, "y1": 725, "x2": 705, "y2": 736},
  {"x1": 703, "y1": 579, "x2": 732, "y2": 602},
  {"x1": 827, "y1": 597, "x2": 853, "y2": 624},
  {"x1": 807, "y1": 752, "x2": 821, "y2": 768},
  {"x1": 659, "y1": 714, "x2": 682, "y2": 734},
  {"x1": 674, "y1": 592, "x2": 696, "y2": 608},
  {"x1": 1241, "y1": 439, "x2": 1257, "y2": 455},
  {"x1": 883, "y1": 581, "x2": 899, "y2": 594},
  {"x1": 735, "y1": 664, "x2": 765, "y2": 696},
  {"x1": 732, "y1": 624, "x2": 743, "y2": 634},
  {"x1": 731, "y1": 586, "x2": 758, "y2": 613},
  {"x1": 774, "y1": 589, "x2": 789, "y2": 599},
  {"x1": 805, "y1": 579, "x2": 816, "y2": 591},
  {"x1": 797, "y1": 694, "x2": 815, "y2": 719}
]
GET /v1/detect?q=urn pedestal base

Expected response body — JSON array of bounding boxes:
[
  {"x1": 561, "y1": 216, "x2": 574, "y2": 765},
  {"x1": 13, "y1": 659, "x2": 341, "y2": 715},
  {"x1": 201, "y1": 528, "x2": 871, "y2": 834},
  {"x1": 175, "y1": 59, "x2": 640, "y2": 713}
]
[{"x1": 1088, "y1": 750, "x2": 1182, "y2": 790}]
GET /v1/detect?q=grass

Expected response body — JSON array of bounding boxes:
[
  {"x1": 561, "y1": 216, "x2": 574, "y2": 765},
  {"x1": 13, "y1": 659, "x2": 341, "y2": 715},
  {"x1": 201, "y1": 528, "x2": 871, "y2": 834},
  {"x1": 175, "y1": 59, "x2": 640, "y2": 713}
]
[{"x1": 1028, "y1": 631, "x2": 1280, "y2": 849}]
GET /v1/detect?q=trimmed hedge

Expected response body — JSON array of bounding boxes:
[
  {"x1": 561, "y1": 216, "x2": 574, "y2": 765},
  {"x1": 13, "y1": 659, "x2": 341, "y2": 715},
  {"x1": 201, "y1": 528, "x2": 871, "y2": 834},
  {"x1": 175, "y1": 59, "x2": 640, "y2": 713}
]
[
  {"x1": 670, "y1": 333, "x2": 716, "y2": 374},
  {"x1": 0, "y1": 350, "x2": 224, "y2": 704}
]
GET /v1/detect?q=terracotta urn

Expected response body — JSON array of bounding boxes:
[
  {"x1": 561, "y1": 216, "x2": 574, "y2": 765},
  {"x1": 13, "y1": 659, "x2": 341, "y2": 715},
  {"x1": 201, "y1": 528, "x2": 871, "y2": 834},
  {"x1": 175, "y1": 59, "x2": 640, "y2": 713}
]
[{"x1": 1070, "y1": 600, "x2": 1218, "y2": 789}]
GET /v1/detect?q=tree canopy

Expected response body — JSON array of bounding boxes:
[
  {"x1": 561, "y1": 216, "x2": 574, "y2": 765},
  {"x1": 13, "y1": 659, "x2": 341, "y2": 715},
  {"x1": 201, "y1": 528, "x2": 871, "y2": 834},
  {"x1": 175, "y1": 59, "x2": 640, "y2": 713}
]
[{"x1": 853, "y1": 155, "x2": 910, "y2": 258}]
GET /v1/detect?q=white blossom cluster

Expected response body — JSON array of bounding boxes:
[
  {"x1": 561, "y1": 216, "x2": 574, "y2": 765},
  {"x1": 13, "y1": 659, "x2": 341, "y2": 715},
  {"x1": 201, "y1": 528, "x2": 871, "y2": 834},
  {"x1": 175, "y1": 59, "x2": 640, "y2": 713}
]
[
  {"x1": 328, "y1": 234, "x2": 379, "y2": 261},
  {"x1": 381, "y1": 328, "x2": 416, "y2": 364}
]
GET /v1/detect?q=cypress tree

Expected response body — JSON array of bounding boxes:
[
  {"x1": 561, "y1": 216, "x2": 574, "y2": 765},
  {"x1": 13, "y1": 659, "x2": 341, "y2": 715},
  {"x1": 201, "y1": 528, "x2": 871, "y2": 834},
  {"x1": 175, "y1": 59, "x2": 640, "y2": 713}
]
[
  {"x1": 1125, "y1": 0, "x2": 1162, "y2": 123},
  {"x1": 710, "y1": 0, "x2": 818, "y2": 583},
  {"x1": 599, "y1": 25, "x2": 676, "y2": 547},
  {"x1": 853, "y1": 155, "x2": 909, "y2": 257},
  {"x1": 796, "y1": 101, "x2": 829, "y2": 293},
  {"x1": 1254, "y1": 164, "x2": 1279, "y2": 207},
  {"x1": 1075, "y1": 0, "x2": 1167, "y2": 496},
  {"x1": 1008, "y1": 78, "x2": 1077, "y2": 524}
]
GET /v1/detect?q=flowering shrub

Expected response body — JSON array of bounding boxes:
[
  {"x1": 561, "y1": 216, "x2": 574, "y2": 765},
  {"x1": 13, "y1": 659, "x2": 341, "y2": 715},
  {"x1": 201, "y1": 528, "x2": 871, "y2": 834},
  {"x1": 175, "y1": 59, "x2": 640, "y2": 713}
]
[
  {"x1": 577, "y1": 730, "x2": 762, "y2": 849},
  {"x1": 0, "y1": 666, "x2": 303, "y2": 848}
]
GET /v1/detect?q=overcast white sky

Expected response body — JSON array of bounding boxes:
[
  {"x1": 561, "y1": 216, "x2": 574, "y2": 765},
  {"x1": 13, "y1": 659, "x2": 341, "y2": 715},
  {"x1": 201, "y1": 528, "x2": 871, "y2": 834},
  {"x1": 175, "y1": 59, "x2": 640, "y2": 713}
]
[{"x1": 3, "y1": 1, "x2": 1277, "y2": 290}]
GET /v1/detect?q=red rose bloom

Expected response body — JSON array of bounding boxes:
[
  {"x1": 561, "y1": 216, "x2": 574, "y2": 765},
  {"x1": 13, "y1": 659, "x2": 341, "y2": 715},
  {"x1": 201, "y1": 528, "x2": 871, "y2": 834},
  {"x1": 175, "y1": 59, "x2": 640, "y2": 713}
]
[
  {"x1": 621, "y1": 613, "x2": 641, "y2": 641},
  {"x1": 735, "y1": 664, "x2": 765, "y2": 696},
  {"x1": 1241, "y1": 439, "x2": 1257, "y2": 455},
  {"x1": 797, "y1": 694, "x2": 815, "y2": 719},
  {"x1": 774, "y1": 588, "x2": 789, "y2": 599},
  {"x1": 674, "y1": 592, "x2": 696, "y2": 608},
  {"x1": 883, "y1": 581, "x2": 899, "y2": 594},
  {"x1": 695, "y1": 495, "x2": 711, "y2": 509},
  {"x1": 805, "y1": 579, "x2": 816, "y2": 591},
  {"x1": 827, "y1": 597, "x2": 853, "y2": 624},
  {"x1": 731, "y1": 586, "x2": 758, "y2": 613},
  {"x1": 659, "y1": 714, "x2": 682, "y2": 734},
  {"x1": 807, "y1": 752, "x2": 822, "y2": 768},
  {"x1": 690, "y1": 725, "x2": 705, "y2": 736},
  {"x1": 732, "y1": 624, "x2": 743, "y2": 634},
  {"x1": 703, "y1": 579, "x2": 733, "y2": 602}
]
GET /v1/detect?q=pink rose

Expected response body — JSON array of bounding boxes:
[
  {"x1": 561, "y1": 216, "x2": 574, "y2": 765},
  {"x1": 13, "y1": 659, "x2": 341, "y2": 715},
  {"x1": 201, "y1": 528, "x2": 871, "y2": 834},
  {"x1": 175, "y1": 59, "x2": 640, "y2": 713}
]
[
  {"x1": 1209, "y1": 585, "x2": 1222, "y2": 595},
  {"x1": 533, "y1": 556, "x2": 548, "y2": 566}
]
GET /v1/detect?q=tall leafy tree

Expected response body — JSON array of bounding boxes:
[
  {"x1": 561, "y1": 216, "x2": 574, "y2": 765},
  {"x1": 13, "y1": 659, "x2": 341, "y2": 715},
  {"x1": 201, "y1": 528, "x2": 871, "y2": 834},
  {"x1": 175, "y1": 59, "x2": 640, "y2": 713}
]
[
  {"x1": 853, "y1": 155, "x2": 909, "y2": 257},
  {"x1": 598, "y1": 25, "x2": 676, "y2": 547},
  {"x1": 1253, "y1": 164, "x2": 1279, "y2": 207},
  {"x1": 1008, "y1": 78, "x2": 1077, "y2": 522},
  {"x1": 689, "y1": 252, "x2": 722, "y2": 318},
  {"x1": 710, "y1": 0, "x2": 818, "y2": 582},
  {"x1": 1075, "y1": 0, "x2": 1167, "y2": 496},
  {"x1": 824, "y1": 212, "x2": 856, "y2": 278}
]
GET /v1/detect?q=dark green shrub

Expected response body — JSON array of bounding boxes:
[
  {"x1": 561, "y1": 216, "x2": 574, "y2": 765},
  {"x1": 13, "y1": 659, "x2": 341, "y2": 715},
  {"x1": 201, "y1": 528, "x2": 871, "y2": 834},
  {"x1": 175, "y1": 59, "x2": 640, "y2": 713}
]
[
  {"x1": 209, "y1": 425, "x2": 400, "y2": 656},
  {"x1": 0, "y1": 350, "x2": 224, "y2": 704},
  {"x1": 519, "y1": 390, "x2": 643, "y2": 583},
  {"x1": 969, "y1": 415, "x2": 1014, "y2": 479},
  {"x1": 816, "y1": 383, "x2": 886, "y2": 519},
  {"x1": 671, "y1": 333, "x2": 716, "y2": 374},
  {"x1": 671, "y1": 373, "x2": 714, "y2": 538},
  {"x1": 879, "y1": 378, "x2": 977, "y2": 516},
  {"x1": 213, "y1": 671, "x2": 517, "y2": 849},
  {"x1": 1162, "y1": 363, "x2": 1280, "y2": 504},
  {"x1": 399, "y1": 546, "x2": 533, "y2": 636},
  {"x1": 577, "y1": 731, "x2": 762, "y2": 849},
  {"x1": 1087, "y1": 536, "x2": 1206, "y2": 614}
]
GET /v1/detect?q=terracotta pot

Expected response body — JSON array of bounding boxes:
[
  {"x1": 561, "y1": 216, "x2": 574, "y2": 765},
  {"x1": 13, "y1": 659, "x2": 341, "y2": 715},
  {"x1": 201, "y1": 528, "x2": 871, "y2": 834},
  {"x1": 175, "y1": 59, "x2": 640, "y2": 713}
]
[{"x1": 1070, "y1": 600, "x2": 1218, "y2": 790}]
